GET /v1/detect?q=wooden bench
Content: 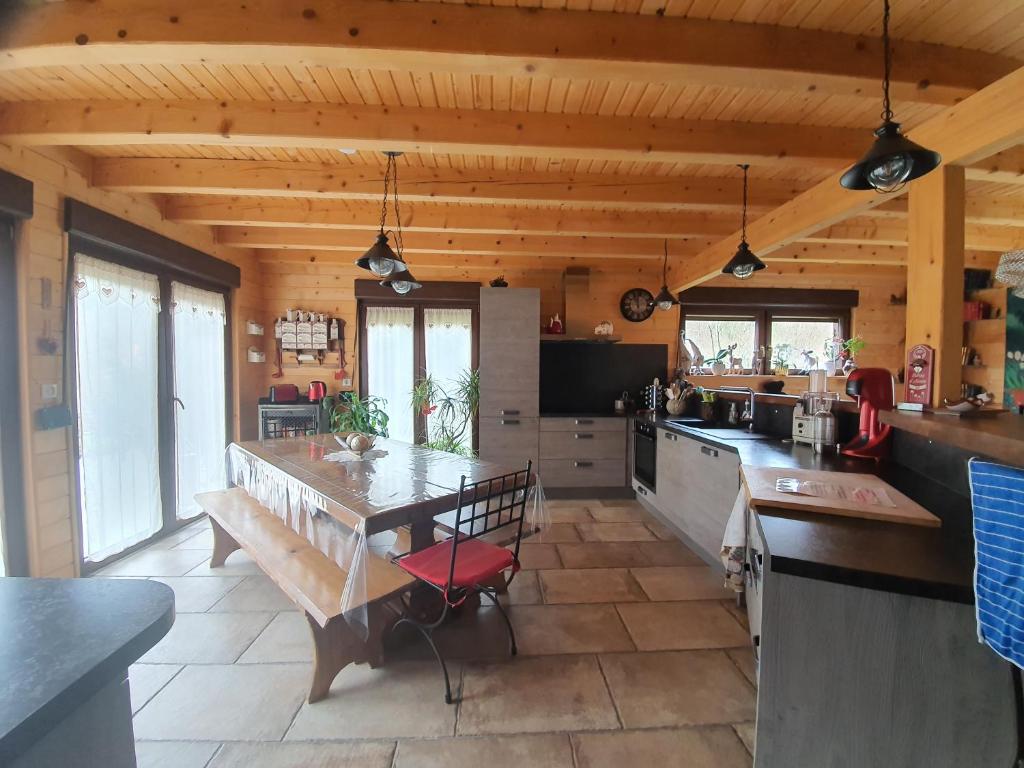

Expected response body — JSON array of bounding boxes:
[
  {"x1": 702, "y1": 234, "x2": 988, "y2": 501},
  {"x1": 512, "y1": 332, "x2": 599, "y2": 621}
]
[{"x1": 195, "y1": 488, "x2": 415, "y2": 703}]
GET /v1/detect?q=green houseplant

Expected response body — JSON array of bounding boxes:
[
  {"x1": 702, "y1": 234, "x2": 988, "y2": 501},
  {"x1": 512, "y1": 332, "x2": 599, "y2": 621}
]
[
  {"x1": 330, "y1": 392, "x2": 390, "y2": 438},
  {"x1": 410, "y1": 369, "x2": 479, "y2": 456}
]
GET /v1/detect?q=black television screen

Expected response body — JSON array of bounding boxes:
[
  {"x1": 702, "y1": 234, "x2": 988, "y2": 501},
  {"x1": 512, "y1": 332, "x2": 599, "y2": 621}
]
[{"x1": 539, "y1": 341, "x2": 668, "y2": 415}]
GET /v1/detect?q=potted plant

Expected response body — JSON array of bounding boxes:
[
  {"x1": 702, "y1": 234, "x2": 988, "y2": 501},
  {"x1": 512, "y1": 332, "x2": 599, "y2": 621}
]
[
  {"x1": 705, "y1": 344, "x2": 735, "y2": 375},
  {"x1": 330, "y1": 392, "x2": 390, "y2": 438},
  {"x1": 773, "y1": 343, "x2": 793, "y2": 376},
  {"x1": 841, "y1": 335, "x2": 866, "y2": 374},
  {"x1": 410, "y1": 369, "x2": 480, "y2": 456}
]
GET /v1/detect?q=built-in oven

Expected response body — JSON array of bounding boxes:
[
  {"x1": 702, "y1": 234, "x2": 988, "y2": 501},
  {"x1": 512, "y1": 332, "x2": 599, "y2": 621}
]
[{"x1": 633, "y1": 419, "x2": 657, "y2": 492}]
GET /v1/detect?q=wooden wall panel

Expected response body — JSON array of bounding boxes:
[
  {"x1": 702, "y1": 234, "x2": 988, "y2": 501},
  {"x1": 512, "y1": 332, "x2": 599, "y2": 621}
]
[{"x1": 0, "y1": 143, "x2": 259, "y2": 578}]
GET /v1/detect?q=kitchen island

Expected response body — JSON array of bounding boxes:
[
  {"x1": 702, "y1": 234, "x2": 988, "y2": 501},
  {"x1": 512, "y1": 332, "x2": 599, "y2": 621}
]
[
  {"x1": 632, "y1": 414, "x2": 1017, "y2": 768},
  {"x1": 0, "y1": 578, "x2": 174, "y2": 767}
]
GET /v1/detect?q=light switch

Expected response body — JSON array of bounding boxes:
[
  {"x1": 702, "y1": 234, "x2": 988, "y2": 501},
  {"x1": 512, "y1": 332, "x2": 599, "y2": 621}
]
[{"x1": 41, "y1": 383, "x2": 59, "y2": 401}]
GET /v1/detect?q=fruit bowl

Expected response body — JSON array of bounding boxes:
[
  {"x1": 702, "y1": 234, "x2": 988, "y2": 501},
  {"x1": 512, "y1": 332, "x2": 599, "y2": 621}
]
[{"x1": 334, "y1": 432, "x2": 377, "y2": 457}]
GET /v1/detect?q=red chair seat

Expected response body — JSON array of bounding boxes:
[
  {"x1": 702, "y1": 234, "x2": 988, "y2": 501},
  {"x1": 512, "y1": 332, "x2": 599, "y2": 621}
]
[{"x1": 398, "y1": 537, "x2": 517, "y2": 589}]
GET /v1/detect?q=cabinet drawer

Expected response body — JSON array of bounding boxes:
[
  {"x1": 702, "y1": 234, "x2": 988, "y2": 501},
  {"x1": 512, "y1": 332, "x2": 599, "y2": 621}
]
[
  {"x1": 541, "y1": 458, "x2": 626, "y2": 488},
  {"x1": 479, "y1": 417, "x2": 539, "y2": 465},
  {"x1": 540, "y1": 417, "x2": 626, "y2": 432},
  {"x1": 479, "y1": 387, "x2": 539, "y2": 419},
  {"x1": 540, "y1": 429, "x2": 626, "y2": 460}
]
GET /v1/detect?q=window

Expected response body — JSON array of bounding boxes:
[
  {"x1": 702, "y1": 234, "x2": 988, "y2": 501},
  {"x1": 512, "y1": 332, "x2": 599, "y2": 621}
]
[
  {"x1": 365, "y1": 306, "x2": 416, "y2": 443},
  {"x1": 679, "y1": 288, "x2": 855, "y2": 374}
]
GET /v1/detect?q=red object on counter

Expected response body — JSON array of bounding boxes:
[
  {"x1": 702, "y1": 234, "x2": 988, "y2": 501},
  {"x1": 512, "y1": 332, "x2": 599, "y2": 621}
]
[
  {"x1": 841, "y1": 367, "x2": 896, "y2": 459},
  {"x1": 307, "y1": 380, "x2": 327, "y2": 403}
]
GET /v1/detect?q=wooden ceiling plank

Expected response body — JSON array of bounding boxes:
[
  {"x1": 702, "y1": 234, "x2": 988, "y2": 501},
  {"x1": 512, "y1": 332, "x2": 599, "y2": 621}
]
[
  {"x1": 1, "y1": 0, "x2": 1017, "y2": 105},
  {"x1": 964, "y1": 146, "x2": 1024, "y2": 186}
]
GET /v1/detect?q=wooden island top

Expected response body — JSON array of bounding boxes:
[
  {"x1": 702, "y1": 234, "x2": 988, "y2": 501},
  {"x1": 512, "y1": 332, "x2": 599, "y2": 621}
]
[{"x1": 880, "y1": 409, "x2": 1024, "y2": 468}]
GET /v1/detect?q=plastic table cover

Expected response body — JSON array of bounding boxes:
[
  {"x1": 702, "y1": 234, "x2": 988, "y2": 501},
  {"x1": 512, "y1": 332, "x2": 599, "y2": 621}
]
[{"x1": 226, "y1": 434, "x2": 546, "y2": 634}]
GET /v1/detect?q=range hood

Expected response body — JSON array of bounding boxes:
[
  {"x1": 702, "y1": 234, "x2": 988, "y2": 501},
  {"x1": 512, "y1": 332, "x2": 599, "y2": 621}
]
[{"x1": 543, "y1": 268, "x2": 621, "y2": 343}]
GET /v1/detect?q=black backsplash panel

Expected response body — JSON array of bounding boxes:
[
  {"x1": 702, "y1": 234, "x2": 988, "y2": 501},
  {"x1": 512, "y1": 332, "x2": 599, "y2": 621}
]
[{"x1": 891, "y1": 429, "x2": 978, "y2": 497}]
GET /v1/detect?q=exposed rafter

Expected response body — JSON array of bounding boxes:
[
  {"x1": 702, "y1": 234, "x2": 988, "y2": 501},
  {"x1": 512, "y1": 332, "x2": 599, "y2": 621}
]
[
  {"x1": 1, "y1": 0, "x2": 1016, "y2": 105},
  {"x1": 0, "y1": 100, "x2": 866, "y2": 168}
]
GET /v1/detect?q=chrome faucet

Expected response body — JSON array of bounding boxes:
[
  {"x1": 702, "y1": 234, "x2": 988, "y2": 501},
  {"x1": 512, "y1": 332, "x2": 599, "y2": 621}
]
[{"x1": 722, "y1": 386, "x2": 756, "y2": 431}]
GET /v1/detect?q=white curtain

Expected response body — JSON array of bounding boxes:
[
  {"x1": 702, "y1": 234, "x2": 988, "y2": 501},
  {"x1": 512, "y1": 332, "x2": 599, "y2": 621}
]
[
  {"x1": 424, "y1": 308, "x2": 474, "y2": 449},
  {"x1": 74, "y1": 254, "x2": 162, "y2": 562},
  {"x1": 172, "y1": 282, "x2": 228, "y2": 520},
  {"x1": 365, "y1": 306, "x2": 415, "y2": 443}
]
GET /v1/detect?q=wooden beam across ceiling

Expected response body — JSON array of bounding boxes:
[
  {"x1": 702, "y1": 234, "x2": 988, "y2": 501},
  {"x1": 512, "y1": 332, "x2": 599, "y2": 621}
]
[
  {"x1": 805, "y1": 218, "x2": 1024, "y2": 252},
  {"x1": 1, "y1": 0, "x2": 1016, "y2": 105},
  {"x1": 668, "y1": 64, "x2": 1024, "y2": 291},
  {"x1": 95, "y1": 159, "x2": 806, "y2": 210},
  {"x1": 965, "y1": 147, "x2": 1024, "y2": 185},
  {"x1": 256, "y1": 250, "x2": 665, "y2": 271},
  {"x1": 0, "y1": 100, "x2": 865, "y2": 168},
  {"x1": 869, "y1": 196, "x2": 1024, "y2": 228}
]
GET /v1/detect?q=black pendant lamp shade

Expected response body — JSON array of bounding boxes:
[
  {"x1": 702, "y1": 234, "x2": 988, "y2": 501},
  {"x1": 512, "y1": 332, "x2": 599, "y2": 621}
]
[
  {"x1": 356, "y1": 232, "x2": 407, "y2": 278},
  {"x1": 840, "y1": 0, "x2": 941, "y2": 193},
  {"x1": 722, "y1": 164, "x2": 765, "y2": 280},
  {"x1": 654, "y1": 240, "x2": 679, "y2": 310},
  {"x1": 379, "y1": 267, "x2": 422, "y2": 295},
  {"x1": 356, "y1": 151, "x2": 420, "y2": 291}
]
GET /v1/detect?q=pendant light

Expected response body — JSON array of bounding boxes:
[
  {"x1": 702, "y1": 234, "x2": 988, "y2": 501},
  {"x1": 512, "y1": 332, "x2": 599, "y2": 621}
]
[
  {"x1": 653, "y1": 240, "x2": 679, "y2": 310},
  {"x1": 996, "y1": 250, "x2": 1024, "y2": 298},
  {"x1": 722, "y1": 164, "x2": 765, "y2": 280},
  {"x1": 840, "y1": 0, "x2": 941, "y2": 193},
  {"x1": 355, "y1": 151, "x2": 409, "y2": 280}
]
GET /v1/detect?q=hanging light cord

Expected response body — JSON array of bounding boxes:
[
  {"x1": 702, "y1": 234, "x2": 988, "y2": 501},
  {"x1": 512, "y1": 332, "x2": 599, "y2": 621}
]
[
  {"x1": 662, "y1": 240, "x2": 669, "y2": 282},
  {"x1": 378, "y1": 153, "x2": 392, "y2": 235},
  {"x1": 738, "y1": 163, "x2": 749, "y2": 243},
  {"x1": 880, "y1": 0, "x2": 893, "y2": 123},
  {"x1": 391, "y1": 155, "x2": 404, "y2": 261}
]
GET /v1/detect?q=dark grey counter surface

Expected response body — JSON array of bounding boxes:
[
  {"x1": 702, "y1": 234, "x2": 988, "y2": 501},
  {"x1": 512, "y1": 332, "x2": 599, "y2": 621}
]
[
  {"x1": 654, "y1": 418, "x2": 976, "y2": 603},
  {"x1": 0, "y1": 578, "x2": 174, "y2": 763}
]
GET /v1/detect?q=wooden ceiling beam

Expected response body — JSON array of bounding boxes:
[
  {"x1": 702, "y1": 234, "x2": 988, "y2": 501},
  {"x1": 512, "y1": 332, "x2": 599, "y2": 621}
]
[
  {"x1": 96, "y1": 159, "x2": 804, "y2": 210},
  {"x1": 217, "y1": 226, "x2": 713, "y2": 258},
  {"x1": 802, "y1": 217, "x2": 1024, "y2": 252},
  {"x1": 0, "y1": 99, "x2": 864, "y2": 168},
  {"x1": 867, "y1": 196, "x2": 1024, "y2": 228},
  {"x1": 1, "y1": 0, "x2": 1015, "y2": 105},
  {"x1": 668, "y1": 64, "x2": 1024, "y2": 290},
  {"x1": 255, "y1": 250, "x2": 663, "y2": 271},
  {"x1": 164, "y1": 195, "x2": 738, "y2": 238},
  {"x1": 964, "y1": 147, "x2": 1024, "y2": 185}
]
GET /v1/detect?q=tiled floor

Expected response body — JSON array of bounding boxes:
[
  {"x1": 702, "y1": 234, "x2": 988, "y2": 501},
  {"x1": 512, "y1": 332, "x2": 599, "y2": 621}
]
[{"x1": 96, "y1": 499, "x2": 756, "y2": 767}]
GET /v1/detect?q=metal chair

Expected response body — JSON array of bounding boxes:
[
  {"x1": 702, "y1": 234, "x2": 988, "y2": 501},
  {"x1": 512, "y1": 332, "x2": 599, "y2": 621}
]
[{"x1": 391, "y1": 462, "x2": 533, "y2": 703}]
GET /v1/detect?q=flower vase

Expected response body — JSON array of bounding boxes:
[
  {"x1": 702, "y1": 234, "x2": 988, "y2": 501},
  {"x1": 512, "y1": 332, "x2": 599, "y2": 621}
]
[{"x1": 825, "y1": 360, "x2": 837, "y2": 376}]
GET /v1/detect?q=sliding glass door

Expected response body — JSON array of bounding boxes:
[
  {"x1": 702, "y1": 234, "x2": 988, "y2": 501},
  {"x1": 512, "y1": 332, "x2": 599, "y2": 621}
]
[
  {"x1": 72, "y1": 255, "x2": 230, "y2": 565},
  {"x1": 73, "y1": 255, "x2": 163, "y2": 561},
  {"x1": 365, "y1": 306, "x2": 416, "y2": 443}
]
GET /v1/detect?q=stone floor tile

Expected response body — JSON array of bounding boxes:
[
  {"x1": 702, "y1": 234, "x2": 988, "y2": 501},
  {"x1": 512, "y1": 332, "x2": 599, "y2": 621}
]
[
  {"x1": 173, "y1": 527, "x2": 216, "y2": 550},
  {"x1": 599, "y1": 650, "x2": 755, "y2": 727},
  {"x1": 95, "y1": 549, "x2": 211, "y2": 577},
  {"x1": 587, "y1": 506, "x2": 647, "y2": 523},
  {"x1": 510, "y1": 604, "x2": 635, "y2": 655},
  {"x1": 506, "y1": 570, "x2": 542, "y2": 605},
  {"x1": 186, "y1": 550, "x2": 264, "y2": 576},
  {"x1": 539, "y1": 568, "x2": 647, "y2": 604},
  {"x1": 516, "y1": 543, "x2": 562, "y2": 570},
  {"x1": 129, "y1": 664, "x2": 182, "y2": 714},
  {"x1": 636, "y1": 540, "x2": 705, "y2": 567},
  {"x1": 458, "y1": 655, "x2": 618, "y2": 735},
  {"x1": 571, "y1": 726, "x2": 751, "y2": 768},
  {"x1": 575, "y1": 523, "x2": 656, "y2": 543},
  {"x1": 387, "y1": 606, "x2": 515, "y2": 664},
  {"x1": 209, "y1": 741, "x2": 396, "y2": 768},
  {"x1": 597, "y1": 498, "x2": 643, "y2": 508},
  {"x1": 556, "y1": 542, "x2": 648, "y2": 569},
  {"x1": 139, "y1": 612, "x2": 275, "y2": 664},
  {"x1": 727, "y1": 647, "x2": 757, "y2": 687},
  {"x1": 644, "y1": 520, "x2": 678, "y2": 541},
  {"x1": 209, "y1": 575, "x2": 298, "y2": 612},
  {"x1": 395, "y1": 733, "x2": 573, "y2": 768},
  {"x1": 616, "y1": 601, "x2": 750, "y2": 651},
  {"x1": 722, "y1": 598, "x2": 750, "y2": 630},
  {"x1": 149, "y1": 576, "x2": 243, "y2": 612},
  {"x1": 734, "y1": 722, "x2": 756, "y2": 755},
  {"x1": 135, "y1": 741, "x2": 220, "y2": 768},
  {"x1": 545, "y1": 499, "x2": 593, "y2": 508},
  {"x1": 285, "y1": 661, "x2": 459, "y2": 740},
  {"x1": 531, "y1": 523, "x2": 582, "y2": 543},
  {"x1": 238, "y1": 612, "x2": 313, "y2": 664},
  {"x1": 631, "y1": 566, "x2": 734, "y2": 601},
  {"x1": 546, "y1": 506, "x2": 594, "y2": 523},
  {"x1": 148, "y1": 522, "x2": 207, "y2": 550},
  {"x1": 133, "y1": 663, "x2": 310, "y2": 741}
]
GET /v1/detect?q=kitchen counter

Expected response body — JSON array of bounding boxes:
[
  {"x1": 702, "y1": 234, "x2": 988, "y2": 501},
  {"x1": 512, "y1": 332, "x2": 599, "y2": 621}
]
[
  {"x1": 0, "y1": 578, "x2": 174, "y2": 765},
  {"x1": 881, "y1": 408, "x2": 1024, "y2": 467},
  {"x1": 654, "y1": 417, "x2": 975, "y2": 603}
]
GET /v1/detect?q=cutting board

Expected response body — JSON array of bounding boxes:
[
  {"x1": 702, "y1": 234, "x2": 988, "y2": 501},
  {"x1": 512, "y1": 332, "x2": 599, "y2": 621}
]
[{"x1": 741, "y1": 466, "x2": 941, "y2": 528}]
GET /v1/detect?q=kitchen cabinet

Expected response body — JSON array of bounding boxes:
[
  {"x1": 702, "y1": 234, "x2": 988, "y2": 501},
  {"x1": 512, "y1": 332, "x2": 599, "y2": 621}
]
[
  {"x1": 653, "y1": 429, "x2": 739, "y2": 565},
  {"x1": 540, "y1": 416, "x2": 627, "y2": 489},
  {"x1": 478, "y1": 288, "x2": 539, "y2": 467}
]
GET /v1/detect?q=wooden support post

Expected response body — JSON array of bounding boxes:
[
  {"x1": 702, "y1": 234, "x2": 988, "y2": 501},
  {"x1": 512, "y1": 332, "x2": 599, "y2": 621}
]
[
  {"x1": 208, "y1": 516, "x2": 241, "y2": 567},
  {"x1": 905, "y1": 166, "x2": 966, "y2": 407}
]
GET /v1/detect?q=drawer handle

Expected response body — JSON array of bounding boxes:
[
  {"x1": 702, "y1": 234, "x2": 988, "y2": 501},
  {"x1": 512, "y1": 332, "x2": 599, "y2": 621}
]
[
  {"x1": 500, "y1": 409, "x2": 520, "y2": 416},
  {"x1": 575, "y1": 418, "x2": 594, "y2": 425},
  {"x1": 501, "y1": 419, "x2": 521, "y2": 426},
  {"x1": 665, "y1": 433, "x2": 678, "y2": 441},
  {"x1": 574, "y1": 433, "x2": 594, "y2": 439},
  {"x1": 700, "y1": 446, "x2": 718, "y2": 457},
  {"x1": 573, "y1": 460, "x2": 593, "y2": 468}
]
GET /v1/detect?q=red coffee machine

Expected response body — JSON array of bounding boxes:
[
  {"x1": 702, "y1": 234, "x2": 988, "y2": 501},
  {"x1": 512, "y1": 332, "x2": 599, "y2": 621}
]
[{"x1": 841, "y1": 368, "x2": 895, "y2": 459}]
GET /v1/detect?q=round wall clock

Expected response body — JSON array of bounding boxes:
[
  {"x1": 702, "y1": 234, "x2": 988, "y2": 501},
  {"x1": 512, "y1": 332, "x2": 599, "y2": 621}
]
[{"x1": 620, "y1": 288, "x2": 655, "y2": 323}]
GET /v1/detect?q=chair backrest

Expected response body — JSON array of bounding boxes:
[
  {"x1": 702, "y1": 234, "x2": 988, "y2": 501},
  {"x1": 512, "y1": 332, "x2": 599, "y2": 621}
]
[{"x1": 448, "y1": 461, "x2": 533, "y2": 587}]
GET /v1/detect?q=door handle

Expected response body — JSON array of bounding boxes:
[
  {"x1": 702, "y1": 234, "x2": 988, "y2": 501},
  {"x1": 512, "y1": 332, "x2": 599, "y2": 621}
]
[
  {"x1": 574, "y1": 433, "x2": 594, "y2": 439},
  {"x1": 500, "y1": 409, "x2": 520, "y2": 416},
  {"x1": 575, "y1": 418, "x2": 594, "y2": 425},
  {"x1": 665, "y1": 433, "x2": 678, "y2": 441},
  {"x1": 500, "y1": 419, "x2": 520, "y2": 426},
  {"x1": 172, "y1": 396, "x2": 185, "y2": 410},
  {"x1": 700, "y1": 445, "x2": 718, "y2": 457},
  {"x1": 573, "y1": 460, "x2": 593, "y2": 468}
]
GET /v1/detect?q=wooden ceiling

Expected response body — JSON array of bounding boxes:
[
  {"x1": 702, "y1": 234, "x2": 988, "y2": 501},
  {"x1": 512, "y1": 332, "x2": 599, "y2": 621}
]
[{"x1": 0, "y1": 0, "x2": 1021, "y2": 276}]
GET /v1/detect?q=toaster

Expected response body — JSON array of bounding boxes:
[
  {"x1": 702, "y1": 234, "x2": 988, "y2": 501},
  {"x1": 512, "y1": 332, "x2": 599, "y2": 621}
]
[{"x1": 269, "y1": 384, "x2": 300, "y2": 404}]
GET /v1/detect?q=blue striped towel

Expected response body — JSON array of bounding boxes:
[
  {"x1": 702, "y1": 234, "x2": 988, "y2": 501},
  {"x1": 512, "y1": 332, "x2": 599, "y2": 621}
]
[{"x1": 969, "y1": 458, "x2": 1024, "y2": 670}]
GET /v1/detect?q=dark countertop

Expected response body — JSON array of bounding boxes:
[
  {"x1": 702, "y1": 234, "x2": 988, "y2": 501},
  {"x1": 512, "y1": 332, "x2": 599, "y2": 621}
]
[
  {"x1": 0, "y1": 578, "x2": 175, "y2": 764},
  {"x1": 655, "y1": 417, "x2": 976, "y2": 603},
  {"x1": 881, "y1": 409, "x2": 1024, "y2": 467}
]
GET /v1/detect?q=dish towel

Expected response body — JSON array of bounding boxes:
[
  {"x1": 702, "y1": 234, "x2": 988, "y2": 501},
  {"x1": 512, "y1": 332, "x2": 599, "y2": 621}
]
[
  {"x1": 721, "y1": 489, "x2": 749, "y2": 593},
  {"x1": 969, "y1": 458, "x2": 1024, "y2": 669}
]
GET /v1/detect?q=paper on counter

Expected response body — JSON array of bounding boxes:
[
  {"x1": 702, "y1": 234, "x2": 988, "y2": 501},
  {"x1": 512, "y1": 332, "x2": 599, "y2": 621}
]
[{"x1": 775, "y1": 477, "x2": 896, "y2": 508}]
